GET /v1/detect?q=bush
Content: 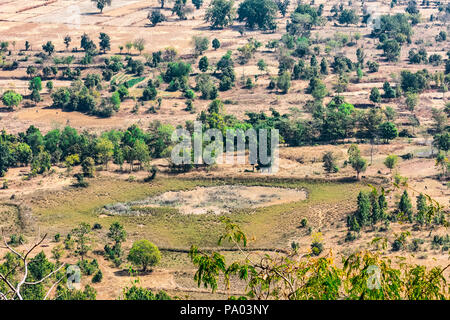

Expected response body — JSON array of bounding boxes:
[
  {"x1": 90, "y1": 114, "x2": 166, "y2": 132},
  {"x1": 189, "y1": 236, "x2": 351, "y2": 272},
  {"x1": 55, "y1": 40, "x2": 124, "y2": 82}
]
[
  {"x1": 300, "y1": 218, "x2": 308, "y2": 228},
  {"x1": 311, "y1": 241, "x2": 323, "y2": 256},
  {"x1": 92, "y1": 270, "x2": 103, "y2": 283}
]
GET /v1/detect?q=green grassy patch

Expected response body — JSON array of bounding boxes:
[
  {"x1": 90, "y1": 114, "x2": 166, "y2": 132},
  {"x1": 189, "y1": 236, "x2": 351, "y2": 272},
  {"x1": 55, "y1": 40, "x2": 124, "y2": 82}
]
[{"x1": 29, "y1": 177, "x2": 363, "y2": 249}]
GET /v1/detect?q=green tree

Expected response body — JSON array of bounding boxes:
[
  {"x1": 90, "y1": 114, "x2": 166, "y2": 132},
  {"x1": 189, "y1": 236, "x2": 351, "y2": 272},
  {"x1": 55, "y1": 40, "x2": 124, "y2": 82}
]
[
  {"x1": 99, "y1": 33, "x2": 111, "y2": 53},
  {"x1": 192, "y1": 36, "x2": 209, "y2": 57},
  {"x1": 369, "y1": 87, "x2": 381, "y2": 104},
  {"x1": 42, "y1": 41, "x2": 55, "y2": 56},
  {"x1": 122, "y1": 285, "x2": 171, "y2": 300},
  {"x1": 322, "y1": 152, "x2": 339, "y2": 173},
  {"x1": 127, "y1": 240, "x2": 161, "y2": 271},
  {"x1": 398, "y1": 190, "x2": 413, "y2": 222},
  {"x1": 237, "y1": 0, "x2": 278, "y2": 30},
  {"x1": 277, "y1": 71, "x2": 291, "y2": 94},
  {"x1": 382, "y1": 39, "x2": 401, "y2": 62},
  {"x1": 405, "y1": 92, "x2": 418, "y2": 112},
  {"x1": 71, "y1": 223, "x2": 91, "y2": 260},
  {"x1": 172, "y1": 0, "x2": 188, "y2": 20},
  {"x1": 205, "y1": 0, "x2": 236, "y2": 29},
  {"x1": 82, "y1": 157, "x2": 95, "y2": 177},
  {"x1": 348, "y1": 144, "x2": 367, "y2": 180},
  {"x1": 192, "y1": 0, "x2": 203, "y2": 9},
  {"x1": 433, "y1": 132, "x2": 449, "y2": 154},
  {"x1": 378, "y1": 121, "x2": 398, "y2": 143},
  {"x1": 384, "y1": 154, "x2": 398, "y2": 173},
  {"x1": 92, "y1": 0, "x2": 111, "y2": 13},
  {"x1": 30, "y1": 148, "x2": 51, "y2": 174},
  {"x1": 148, "y1": 10, "x2": 166, "y2": 26},
  {"x1": 2, "y1": 90, "x2": 23, "y2": 109},
  {"x1": 212, "y1": 38, "x2": 221, "y2": 50},
  {"x1": 198, "y1": 56, "x2": 209, "y2": 72},
  {"x1": 415, "y1": 193, "x2": 427, "y2": 225},
  {"x1": 338, "y1": 9, "x2": 358, "y2": 25},
  {"x1": 95, "y1": 137, "x2": 114, "y2": 169}
]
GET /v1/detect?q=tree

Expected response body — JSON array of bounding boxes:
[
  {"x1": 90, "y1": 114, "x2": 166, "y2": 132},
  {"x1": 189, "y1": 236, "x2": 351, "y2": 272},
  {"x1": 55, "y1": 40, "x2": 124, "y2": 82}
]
[
  {"x1": 192, "y1": 0, "x2": 203, "y2": 9},
  {"x1": 29, "y1": 77, "x2": 42, "y2": 92},
  {"x1": 95, "y1": 138, "x2": 114, "y2": 169},
  {"x1": 348, "y1": 144, "x2": 367, "y2": 180},
  {"x1": 398, "y1": 190, "x2": 413, "y2": 222},
  {"x1": 133, "y1": 140, "x2": 150, "y2": 170},
  {"x1": 320, "y1": 58, "x2": 328, "y2": 75},
  {"x1": 127, "y1": 240, "x2": 161, "y2": 271},
  {"x1": 42, "y1": 41, "x2": 55, "y2": 56},
  {"x1": 257, "y1": 59, "x2": 267, "y2": 72},
  {"x1": 192, "y1": 36, "x2": 209, "y2": 57},
  {"x1": 277, "y1": 71, "x2": 291, "y2": 94},
  {"x1": 405, "y1": 93, "x2": 418, "y2": 112},
  {"x1": 92, "y1": 0, "x2": 112, "y2": 13},
  {"x1": 212, "y1": 38, "x2": 221, "y2": 50},
  {"x1": 148, "y1": 10, "x2": 166, "y2": 26},
  {"x1": 82, "y1": 157, "x2": 95, "y2": 177},
  {"x1": 378, "y1": 121, "x2": 398, "y2": 143},
  {"x1": 369, "y1": 87, "x2": 381, "y2": 104},
  {"x1": 14, "y1": 143, "x2": 32, "y2": 166},
  {"x1": 383, "y1": 81, "x2": 396, "y2": 99},
  {"x1": 64, "y1": 35, "x2": 72, "y2": 50},
  {"x1": 105, "y1": 222, "x2": 127, "y2": 260},
  {"x1": 400, "y1": 70, "x2": 428, "y2": 93},
  {"x1": 382, "y1": 39, "x2": 401, "y2": 62},
  {"x1": 351, "y1": 156, "x2": 367, "y2": 180},
  {"x1": 384, "y1": 154, "x2": 398, "y2": 173},
  {"x1": 71, "y1": 223, "x2": 91, "y2": 260},
  {"x1": 237, "y1": 0, "x2": 278, "y2": 30},
  {"x1": 107, "y1": 222, "x2": 127, "y2": 248},
  {"x1": 99, "y1": 33, "x2": 111, "y2": 53},
  {"x1": 435, "y1": 153, "x2": 449, "y2": 178},
  {"x1": 172, "y1": 0, "x2": 189, "y2": 20},
  {"x1": 415, "y1": 193, "x2": 427, "y2": 225},
  {"x1": 322, "y1": 152, "x2": 339, "y2": 173},
  {"x1": 2, "y1": 90, "x2": 23, "y2": 109},
  {"x1": 81, "y1": 34, "x2": 96, "y2": 53},
  {"x1": 405, "y1": 0, "x2": 419, "y2": 14},
  {"x1": 338, "y1": 9, "x2": 359, "y2": 25},
  {"x1": 355, "y1": 191, "x2": 371, "y2": 227},
  {"x1": 433, "y1": 132, "x2": 449, "y2": 154},
  {"x1": 122, "y1": 285, "x2": 171, "y2": 300},
  {"x1": 133, "y1": 38, "x2": 145, "y2": 55},
  {"x1": 198, "y1": 56, "x2": 209, "y2": 72},
  {"x1": 275, "y1": 0, "x2": 289, "y2": 17},
  {"x1": 205, "y1": 0, "x2": 236, "y2": 29}
]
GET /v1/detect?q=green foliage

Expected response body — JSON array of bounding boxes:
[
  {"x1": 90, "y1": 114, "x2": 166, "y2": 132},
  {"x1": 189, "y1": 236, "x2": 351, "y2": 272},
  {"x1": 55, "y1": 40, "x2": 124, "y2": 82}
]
[
  {"x1": 2, "y1": 90, "x2": 23, "y2": 109},
  {"x1": 122, "y1": 284, "x2": 171, "y2": 300},
  {"x1": 205, "y1": 0, "x2": 236, "y2": 29},
  {"x1": 237, "y1": 0, "x2": 277, "y2": 30},
  {"x1": 322, "y1": 151, "x2": 339, "y2": 173},
  {"x1": 189, "y1": 218, "x2": 450, "y2": 300},
  {"x1": 277, "y1": 71, "x2": 291, "y2": 94},
  {"x1": 384, "y1": 155, "x2": 399, "y2": 173},
  {"x1": 127, "y1": 240, "x2": 161, "y2": 271}
]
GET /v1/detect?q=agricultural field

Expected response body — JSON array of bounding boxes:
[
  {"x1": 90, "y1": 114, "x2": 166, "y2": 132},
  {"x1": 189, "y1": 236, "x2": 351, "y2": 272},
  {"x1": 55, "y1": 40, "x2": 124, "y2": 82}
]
[{"x1": 0, "y1": 0, "x2": 449, "y2": 302}]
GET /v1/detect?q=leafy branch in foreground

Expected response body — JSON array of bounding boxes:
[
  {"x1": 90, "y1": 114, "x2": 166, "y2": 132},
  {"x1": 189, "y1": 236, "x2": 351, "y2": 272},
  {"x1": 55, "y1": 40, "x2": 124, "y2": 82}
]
[
  {"x1": 0, "y1": 231, "x2": 66, "y2": 300},
  {"x1": 189, "y1": 217, "x2": 449, "y2": 300}
]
